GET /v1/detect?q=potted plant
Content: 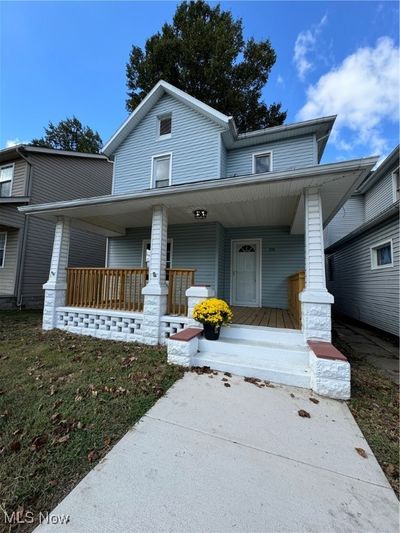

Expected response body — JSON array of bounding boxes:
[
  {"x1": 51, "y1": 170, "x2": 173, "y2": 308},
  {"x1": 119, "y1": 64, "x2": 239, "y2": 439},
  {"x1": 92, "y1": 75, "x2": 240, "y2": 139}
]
[{"x1": 192, "y1": 298, "x2": 233, "y2": 340}]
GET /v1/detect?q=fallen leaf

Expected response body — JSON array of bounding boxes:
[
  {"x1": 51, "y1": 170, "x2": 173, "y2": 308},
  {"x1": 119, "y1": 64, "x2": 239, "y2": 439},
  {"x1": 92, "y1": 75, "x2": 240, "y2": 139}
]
[
  {"x1": 31, "y1": 434, "x2": 48, "y2": 451},
  {"x1": 224, "y1": 372, "x2": 232, "y2": 377},
  {"x1": 10, "y1": 441, "x2": 21, "y2": 453},
  {"x1": 355, "y1": 447, "x2": 368, "y2": 458},
  {"x1": 298, "y1": 410, "x2": 311, "y2": 418},
  {"x1": 51, "y1": 413, "x2": 61, "y2": 423},
  {"x1": 224, "y1": 383, "x2": 231, "y2": 388},
  {"x1": 87, "y1": 449, "x2": 98, "y2": 463},
  {"x1": 221, "y1": 377, "x2": 228, "y2": 382},
  {"x1": 49, "y1": 479, "x2": 59, "y2": 487},
  {"x1": 309, "y1": 398, "x2": 320, "y2": 404},
  {"x1": 290, "y1": 393, "x2": 295, "y2": 398},
  {"x1": 55, "y1": 434, "x2": 70, "y2": 445},
  {"x1": 49, "y1": 385, "x2": 56, "y2": 396},
  {"x1": 103, "y1": 435, "x2": 112, "y2": 447}
]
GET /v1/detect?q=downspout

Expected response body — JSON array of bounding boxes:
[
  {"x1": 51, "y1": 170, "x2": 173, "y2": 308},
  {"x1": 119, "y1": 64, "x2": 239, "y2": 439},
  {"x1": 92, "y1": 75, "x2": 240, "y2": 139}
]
[{"x1": 15, "y1": 147, "x2": 33, "y2": 309}]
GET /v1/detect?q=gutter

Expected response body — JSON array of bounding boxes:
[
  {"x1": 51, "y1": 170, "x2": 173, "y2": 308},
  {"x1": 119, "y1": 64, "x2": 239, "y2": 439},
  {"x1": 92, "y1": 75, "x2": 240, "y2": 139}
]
[
  {"x1": 325, "y1": 201, "x2": 399, "y2": 254},
  {"x1": 15, "y1": 147, "x2": 33, "y2": 309},
  {"x1": 19, "y1": 155, "x2": 379, "y2": 217}
]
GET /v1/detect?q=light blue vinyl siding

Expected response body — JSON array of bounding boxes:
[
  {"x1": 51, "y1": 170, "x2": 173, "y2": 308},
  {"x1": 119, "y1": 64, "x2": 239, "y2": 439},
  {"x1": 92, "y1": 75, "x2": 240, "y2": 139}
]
[
  {"x1": 327, "y1": 215, "x2": 399, "y2": 336},
  {"x1": 226, "y1": 135, "x2": 315, "y2": 177},
  {"x1": 223, "y1": 227, "x2": 305, "y2": 308},
  {"x1": 365, "y1": 171, "x2": 394, "y2": 221},
  {"x1": 108, "y1": 223, "x2": 219, "y2": 288},
  {"x1": 108, "y1": 223, "x2": 304, "y2": 308},
  {"x1": 324, "y1": 196, "x2": 365, "y2": 248},
  {"x1": 113, "y1": 94, "x2": 223, "y2": 194}
]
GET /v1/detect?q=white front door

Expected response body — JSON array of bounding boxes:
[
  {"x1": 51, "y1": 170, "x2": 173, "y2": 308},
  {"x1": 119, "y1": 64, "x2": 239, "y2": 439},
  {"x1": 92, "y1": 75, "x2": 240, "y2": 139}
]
[{"x1": 231, "y1": 240, "x2": 261, "y2": 307}]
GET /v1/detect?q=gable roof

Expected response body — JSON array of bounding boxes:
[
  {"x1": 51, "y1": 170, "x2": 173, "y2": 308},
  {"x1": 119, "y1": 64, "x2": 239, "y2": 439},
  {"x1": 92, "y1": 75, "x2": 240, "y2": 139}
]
[{"x1": 102, "y1": 80, "x2": 235, "y2": 157}]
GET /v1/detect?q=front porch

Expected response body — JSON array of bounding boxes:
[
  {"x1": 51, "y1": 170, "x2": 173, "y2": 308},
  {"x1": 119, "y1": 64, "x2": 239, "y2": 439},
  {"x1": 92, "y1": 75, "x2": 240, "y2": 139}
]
[
  {"x1": 20, "y1": 163, "x2": 377, "y2": 399},
  {"x1": 231, "y1": 306, "x2": 297, "y2": 329}
]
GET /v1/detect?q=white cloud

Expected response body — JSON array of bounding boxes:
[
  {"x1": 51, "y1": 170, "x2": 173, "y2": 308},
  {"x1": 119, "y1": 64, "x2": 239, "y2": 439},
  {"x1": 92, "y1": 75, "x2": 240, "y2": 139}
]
[
  {"x1": 294, "y1": 15, "x2": 327, "y2": 80},
  {"x1": 297, "y1": 37, "x2": 400, "y2": 155},
  {"x1": 5, "y1": 138, "x2": 28, "y2": 148},
  {"x1": 276, "y1": 74, "x2": 285, "y2": 87}
]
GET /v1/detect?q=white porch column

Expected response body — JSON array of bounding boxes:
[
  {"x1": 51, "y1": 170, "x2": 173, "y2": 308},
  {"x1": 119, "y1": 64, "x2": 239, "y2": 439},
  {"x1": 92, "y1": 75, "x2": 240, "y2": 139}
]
[
  {"x1": 141, "y1": 205, "x2": 169, "y2": 345},
  {"x1": 42, "y1": 216, "x2": 70, "y2": 330},
  {"x1": 299, "y1": 188, "x2": 334, "y2": 341}
]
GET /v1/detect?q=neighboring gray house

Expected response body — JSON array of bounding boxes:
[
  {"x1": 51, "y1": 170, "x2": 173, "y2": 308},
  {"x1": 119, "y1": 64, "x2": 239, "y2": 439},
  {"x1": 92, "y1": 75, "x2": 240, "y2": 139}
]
[
  {"x1": 20, "y1": 81, "x2": 378, "y2": 399},
  {"x1": 0, "y1": 145, "x2": 112, "y2": 309},
  {"x1": 325, "y1": 146, "x2": 399, "y2": 336}
]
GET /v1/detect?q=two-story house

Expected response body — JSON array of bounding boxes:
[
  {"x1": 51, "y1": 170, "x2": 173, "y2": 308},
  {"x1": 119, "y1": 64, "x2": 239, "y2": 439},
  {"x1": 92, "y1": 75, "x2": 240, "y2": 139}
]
[
  {"x1": 0, "y1": 145, "x2": 112, "y2": 309},
  {"x1": 325, "y1": 146, "x2": 399, "y2": 337},
  {"x1": 20, "y1": 81, "x2": 378, "y2": 399}
]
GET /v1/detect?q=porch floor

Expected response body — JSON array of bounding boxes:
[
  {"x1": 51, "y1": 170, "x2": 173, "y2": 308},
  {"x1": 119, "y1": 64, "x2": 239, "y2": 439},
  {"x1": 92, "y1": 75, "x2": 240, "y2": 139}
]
[{"x1": 231, "y1": 306, "x2": 298, "y2": 329}]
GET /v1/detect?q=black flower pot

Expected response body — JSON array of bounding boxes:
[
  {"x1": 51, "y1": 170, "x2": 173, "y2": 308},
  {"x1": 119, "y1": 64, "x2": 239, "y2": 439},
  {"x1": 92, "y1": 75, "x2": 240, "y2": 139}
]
[{"x1": 203, "y1": 323, "x2": 221, "y2": 340}]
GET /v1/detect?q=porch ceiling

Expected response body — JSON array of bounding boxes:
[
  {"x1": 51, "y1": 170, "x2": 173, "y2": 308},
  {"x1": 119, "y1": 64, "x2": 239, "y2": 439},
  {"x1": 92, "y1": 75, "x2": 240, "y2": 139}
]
[{"x1": 19, "y1": 157, "x2": 378, "y2": 236}]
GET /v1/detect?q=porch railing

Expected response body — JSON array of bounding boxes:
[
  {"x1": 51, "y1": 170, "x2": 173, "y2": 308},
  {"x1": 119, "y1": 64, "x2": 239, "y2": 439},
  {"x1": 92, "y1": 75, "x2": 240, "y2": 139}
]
[
  {"x1": 167, "y1": 268, "x2": 196, "y2": 315},
  {"x1": 66, "y1": 268, "x2": 147, "y2": 312},
  {"x1": 66, "y1": 267, "x2": 196, "y2": 315},
  {"x1": 288, "y1": 271, "x2": 305, "y2": 328}
]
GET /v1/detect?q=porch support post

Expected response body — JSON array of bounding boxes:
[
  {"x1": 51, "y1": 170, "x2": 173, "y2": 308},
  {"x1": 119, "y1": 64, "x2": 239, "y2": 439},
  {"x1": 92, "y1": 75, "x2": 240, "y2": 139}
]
[
  {"x1": 42, "y1": 216, "x2": 70, "y2": 330},
  {"x1": 141, "y1": 205, "x2": 168, "y2": 345},
  {"x1": 299, "y1": 188, "x2": 334, "y2": 341},
  {"x1": 186, "y1": 286, "x2": 215, "y2": 326}
]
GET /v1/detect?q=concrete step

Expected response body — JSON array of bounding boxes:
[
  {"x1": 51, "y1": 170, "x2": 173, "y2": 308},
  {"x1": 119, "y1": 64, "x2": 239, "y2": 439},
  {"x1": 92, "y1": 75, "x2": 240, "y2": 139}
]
[
  {"x1": 198, "y1": 337, "x2": 310, "y2": 367},
  {"x1": 191, "y1": 350, "x2": 311, "y2": 389},
  {"x1": 221, "y1": 324, "x2": 304, "y2": 345}
]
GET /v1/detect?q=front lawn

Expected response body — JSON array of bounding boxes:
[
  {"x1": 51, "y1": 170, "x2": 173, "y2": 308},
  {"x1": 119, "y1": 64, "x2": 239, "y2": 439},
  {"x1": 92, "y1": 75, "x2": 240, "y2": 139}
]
[{"x1": 0, "y1": 311, "x2": 184, "y2": 531}]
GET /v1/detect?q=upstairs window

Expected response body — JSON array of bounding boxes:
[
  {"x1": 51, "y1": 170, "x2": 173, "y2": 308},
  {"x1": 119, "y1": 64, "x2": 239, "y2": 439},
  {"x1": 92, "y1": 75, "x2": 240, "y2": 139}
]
[
  {"x1": 152, "y1": 154, "x2": 171, "y2": 188},
  {"x1": 0, "y1": 233, "x2": 6, "y2": 267},
  {"x1": 370, "y1": 240, "x2": 393, "y2": 269},
  {"x1": 158, "y1": 114, "x2": 172, "y2": 138},
  {"x1": 253, "y1": 152, "x2": 272, "y2": 174},
  {"x1": 0, "y1": 165, "x2": 13, "y2": 197}
]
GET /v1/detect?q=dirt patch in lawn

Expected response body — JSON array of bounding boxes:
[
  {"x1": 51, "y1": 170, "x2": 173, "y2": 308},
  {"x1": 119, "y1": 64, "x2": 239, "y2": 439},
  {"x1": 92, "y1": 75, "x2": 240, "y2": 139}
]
[
  {"x1": 0, "y1": 311, "x2": 184, "y2": 531},
  {"x1": 333, "y1": 329, "x2": 399, "y2": 497}
]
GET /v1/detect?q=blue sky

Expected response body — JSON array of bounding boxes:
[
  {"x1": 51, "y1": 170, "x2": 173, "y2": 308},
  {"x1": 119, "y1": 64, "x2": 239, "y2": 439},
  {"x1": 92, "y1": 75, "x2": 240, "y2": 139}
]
[{"x1": 1, "y1": 1, "x2": 399, "y2": 163}]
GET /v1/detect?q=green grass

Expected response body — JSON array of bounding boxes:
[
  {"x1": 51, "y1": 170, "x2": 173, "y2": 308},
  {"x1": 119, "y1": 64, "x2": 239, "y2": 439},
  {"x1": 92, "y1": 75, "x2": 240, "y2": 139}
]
[
  {"x1": 0, "y1": 311, "x2": 184, "y2": 531},
  {"x1": 333, "y1": 330, "x2": 399, "y2": 497}
]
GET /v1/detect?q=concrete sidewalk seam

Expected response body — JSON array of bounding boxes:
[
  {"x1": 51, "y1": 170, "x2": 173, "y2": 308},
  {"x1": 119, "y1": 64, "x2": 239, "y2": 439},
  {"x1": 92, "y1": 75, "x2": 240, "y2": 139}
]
[{"x1": 145, "y1": 413, "x2": 393, "y2": 491}]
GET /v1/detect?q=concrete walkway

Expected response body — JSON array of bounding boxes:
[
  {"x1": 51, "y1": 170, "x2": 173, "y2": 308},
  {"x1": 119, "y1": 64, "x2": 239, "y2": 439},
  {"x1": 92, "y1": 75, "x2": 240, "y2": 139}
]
[
  {"x1": 334, "y1": 318, "x2": 399, "y2": 385},
  {"x1": 37, "y1": 373, "x2": 399, "y2": 533}
]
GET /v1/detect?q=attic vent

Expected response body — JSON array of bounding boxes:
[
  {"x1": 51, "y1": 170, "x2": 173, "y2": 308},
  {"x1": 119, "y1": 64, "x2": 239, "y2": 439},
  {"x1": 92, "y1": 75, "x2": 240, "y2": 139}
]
[{"x1": 159, "y1": 115, "x2": 172, "y2": 137}]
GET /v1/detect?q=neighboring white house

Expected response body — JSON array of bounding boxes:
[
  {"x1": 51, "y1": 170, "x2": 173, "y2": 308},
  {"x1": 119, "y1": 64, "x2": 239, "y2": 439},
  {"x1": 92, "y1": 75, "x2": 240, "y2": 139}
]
[
  {"x1": 325, "y1": 146, "x2": 399, "y2": 337},
  {"x1": 19, "y1": 81, "x2": 378, "y2": 399}
]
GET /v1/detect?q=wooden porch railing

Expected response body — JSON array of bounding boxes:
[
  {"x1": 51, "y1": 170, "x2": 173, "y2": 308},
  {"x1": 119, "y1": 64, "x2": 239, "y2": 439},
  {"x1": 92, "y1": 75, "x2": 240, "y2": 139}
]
[
  {"x1": 66, "y1": 268, "x2": 148, "y2": 311},
  {"x1": 167, "y1": 268, "x2": 196, "y2": 315},
  {"x1": 288, "y1": 271, "x2": 305, "y2": 328},
  {"x1": 66, "y1": 267, "x2": 196, "y2": 315}
]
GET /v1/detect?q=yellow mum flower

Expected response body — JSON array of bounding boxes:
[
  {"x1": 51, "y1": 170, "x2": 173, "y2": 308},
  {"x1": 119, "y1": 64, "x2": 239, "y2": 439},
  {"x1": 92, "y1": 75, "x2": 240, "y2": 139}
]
[{"x1": 193, "y1": 298, "x2": 233, "y2": 327}]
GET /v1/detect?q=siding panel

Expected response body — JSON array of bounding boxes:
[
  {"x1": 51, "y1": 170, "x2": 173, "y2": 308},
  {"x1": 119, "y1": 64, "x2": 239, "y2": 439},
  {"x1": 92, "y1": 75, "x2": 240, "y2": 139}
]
[
  {"x1": 0, "y1": 228, "x2": 20, "y2": 295},
  {"x1": 113, "y1": 94, "x2": 223, "y2": 194},
  {"x1": 226, "y1": 136, "x2": 315, "y2": 177},
  {"x1": 324, "y1": 196, "x2": 365, "y2": 248},
  {"x1": 365, "y1": 171, "x2": 394, "y2": 220},
  {"x1": 11, "y1": 160, "x2": 27, "y2": 196},
  {"x1": 327, "y1": 215, "x2": 399, "y2": 336}
]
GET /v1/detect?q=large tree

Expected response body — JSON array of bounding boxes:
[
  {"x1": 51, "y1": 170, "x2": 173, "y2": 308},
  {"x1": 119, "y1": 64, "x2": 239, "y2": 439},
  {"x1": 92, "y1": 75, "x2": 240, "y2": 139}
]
[
  {"x1": 126, "y1": 0, "x2": 286, "y2": 132},
  {"x1": 31, "y1": 117, "x2": 102, "y2": 153}
]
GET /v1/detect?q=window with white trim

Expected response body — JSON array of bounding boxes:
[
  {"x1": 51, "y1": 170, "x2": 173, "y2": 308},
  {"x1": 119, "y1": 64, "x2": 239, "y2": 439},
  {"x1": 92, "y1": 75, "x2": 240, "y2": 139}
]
[
  {"x1": 0, "y1": 233, "x2": 6, "y2": 267},
  {"x1": 158, "y1": 114, "x2": 172, "y2": 138},
  {"x1": 0, "y1": 165, "x2": 13, "y2": 197},
  {"x1": 253, "y1": 152, "x2": 272, "y2": 174},
  {"x1": 392, "y1": 167, "x2": 399, "y2": 202},
  {"x1": 142, "y1": 239, "x2": 173, "y2": 269},
  {"x1": 370, "y1": 240, "x2": 393, "y2": 269},
  {"x1": 152, "y1": 154, "x2": 171, "y2": 188}
]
